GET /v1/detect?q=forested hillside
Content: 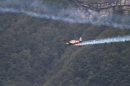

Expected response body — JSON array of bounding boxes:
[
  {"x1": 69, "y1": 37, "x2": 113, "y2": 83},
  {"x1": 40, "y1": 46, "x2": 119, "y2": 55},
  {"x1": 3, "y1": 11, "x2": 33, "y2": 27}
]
[{"x1": 0, "y1": 0, "x2": 130, "y2": 86}]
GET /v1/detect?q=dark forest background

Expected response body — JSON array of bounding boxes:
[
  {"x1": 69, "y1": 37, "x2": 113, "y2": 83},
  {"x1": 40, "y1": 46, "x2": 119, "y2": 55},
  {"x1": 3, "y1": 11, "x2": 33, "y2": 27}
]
[{"x1": 0, "y1": 0, "x2": 130, "y2": 86}]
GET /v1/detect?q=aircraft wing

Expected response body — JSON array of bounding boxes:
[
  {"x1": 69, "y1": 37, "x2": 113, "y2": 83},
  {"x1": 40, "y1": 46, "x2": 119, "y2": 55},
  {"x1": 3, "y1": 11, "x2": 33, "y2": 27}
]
[{"x1": 62, "y1": 39, "x2": 74, "y2": 45}]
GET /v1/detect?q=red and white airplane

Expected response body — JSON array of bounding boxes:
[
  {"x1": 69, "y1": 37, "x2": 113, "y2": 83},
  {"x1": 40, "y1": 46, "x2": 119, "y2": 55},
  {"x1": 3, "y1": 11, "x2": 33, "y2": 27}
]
[{"x1": 62, "y1": 37, "x2": 82, "y2": 45}]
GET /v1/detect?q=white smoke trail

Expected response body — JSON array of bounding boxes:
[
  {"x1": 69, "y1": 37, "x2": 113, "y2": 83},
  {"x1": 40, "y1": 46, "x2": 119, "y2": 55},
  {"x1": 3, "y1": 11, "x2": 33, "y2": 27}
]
[
  {"x1": 76, "y1": 35, "x2": 130, "y2": 46},
  {"x1": 0, "y1": 0, "x2": 130, "y2": 29}
]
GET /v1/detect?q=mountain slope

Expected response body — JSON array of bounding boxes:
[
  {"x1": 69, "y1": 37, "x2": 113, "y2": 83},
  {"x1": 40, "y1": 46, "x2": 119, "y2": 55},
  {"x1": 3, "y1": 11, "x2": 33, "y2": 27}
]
[{"x1": 0, "y1": 10, "x2": 130, "y2": 86}]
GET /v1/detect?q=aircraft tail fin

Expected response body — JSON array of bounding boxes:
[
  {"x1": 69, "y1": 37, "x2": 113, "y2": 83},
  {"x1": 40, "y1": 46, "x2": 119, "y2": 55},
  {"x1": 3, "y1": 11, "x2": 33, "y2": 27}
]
[{"x1": 79, "y1": 37, "x2": 82, "y2": 42}]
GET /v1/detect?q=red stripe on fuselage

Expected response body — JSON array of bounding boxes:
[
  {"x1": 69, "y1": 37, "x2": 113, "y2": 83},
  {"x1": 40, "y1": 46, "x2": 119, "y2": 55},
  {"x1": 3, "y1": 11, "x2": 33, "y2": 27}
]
[{"x1": 73, "y1": 41, "x2": 82, "y2": 44}]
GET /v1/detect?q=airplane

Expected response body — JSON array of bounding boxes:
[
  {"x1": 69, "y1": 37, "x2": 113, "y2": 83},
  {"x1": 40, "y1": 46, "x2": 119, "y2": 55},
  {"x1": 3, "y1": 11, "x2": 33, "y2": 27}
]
[{"x1": 62, "y1": 37, "x2": 82, "y2": 45}]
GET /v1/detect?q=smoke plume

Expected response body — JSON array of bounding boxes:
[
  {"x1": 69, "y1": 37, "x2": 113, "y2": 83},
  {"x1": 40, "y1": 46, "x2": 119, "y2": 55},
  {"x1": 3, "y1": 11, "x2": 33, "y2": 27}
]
[
  {"x1": 0, "y1": 0, "x2": 130, "y2": 29},
  {"x1": 76, "y1": 35, "x2": 130, "y2": 46}
]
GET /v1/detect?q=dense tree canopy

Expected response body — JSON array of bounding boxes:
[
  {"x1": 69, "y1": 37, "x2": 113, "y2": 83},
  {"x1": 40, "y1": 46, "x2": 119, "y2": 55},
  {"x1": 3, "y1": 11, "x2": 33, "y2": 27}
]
[{"x1": 0, "y1": 0, "x2": 130, "y2": 86}]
